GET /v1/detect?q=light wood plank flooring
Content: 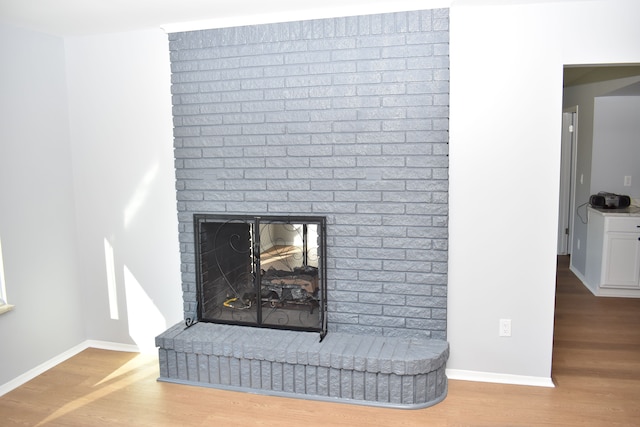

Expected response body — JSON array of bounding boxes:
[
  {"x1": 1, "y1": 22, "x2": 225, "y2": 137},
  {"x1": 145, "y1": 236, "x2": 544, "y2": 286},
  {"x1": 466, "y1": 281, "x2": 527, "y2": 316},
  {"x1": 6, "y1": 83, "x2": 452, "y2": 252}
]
[{"x1": 1, "y1": 256, "x2": 639, "y2": 426}]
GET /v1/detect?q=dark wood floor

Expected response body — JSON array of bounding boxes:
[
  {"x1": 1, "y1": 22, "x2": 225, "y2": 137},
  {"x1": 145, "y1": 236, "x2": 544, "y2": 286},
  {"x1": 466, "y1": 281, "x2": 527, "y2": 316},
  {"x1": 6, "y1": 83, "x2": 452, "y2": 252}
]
[{"x1": 1, "y1": 255, "x2": 639, "y2": 426}]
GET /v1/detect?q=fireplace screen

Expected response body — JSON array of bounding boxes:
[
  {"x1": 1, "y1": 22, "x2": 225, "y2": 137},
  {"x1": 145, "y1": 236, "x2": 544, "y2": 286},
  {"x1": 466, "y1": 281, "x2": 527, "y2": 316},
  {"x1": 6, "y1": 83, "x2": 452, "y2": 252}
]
[{"x1": 194, "y1": 214, "x2": 327, "y2": 337}]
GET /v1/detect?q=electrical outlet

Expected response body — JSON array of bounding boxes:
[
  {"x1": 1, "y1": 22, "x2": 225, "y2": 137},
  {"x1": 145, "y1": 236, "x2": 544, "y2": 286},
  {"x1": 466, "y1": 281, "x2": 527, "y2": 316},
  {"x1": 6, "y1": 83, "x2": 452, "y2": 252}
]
[
  {"x1": 624, "y1": 176, "x2": 632, "y2": 187},
  {"x1": 499, "y1": 319, "x2": 512, "y2": 337}
]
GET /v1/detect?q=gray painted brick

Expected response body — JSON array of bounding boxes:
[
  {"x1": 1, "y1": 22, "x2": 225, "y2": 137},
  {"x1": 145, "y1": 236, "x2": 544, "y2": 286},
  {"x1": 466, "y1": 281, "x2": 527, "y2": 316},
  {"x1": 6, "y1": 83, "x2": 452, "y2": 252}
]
[
  {"x1": 170, "y1": 9, "x2": 448, "y2": 340},
  {"x1": 377, "y1": 374, "x2": 390, "y2": 402},
  {"x1": 364, "y1": 372, "x2": 378, "y2": 401},
  {"x1": 316, "y1": 366, "x2": 329, "y2": 396},
  {"x1": 158, "y1": 349, "x2": 168, "y2": 378},
  {"x1": 260, "y1": 361, "x2": 272, "y2": 390},
  {"x1": 359, "y1": 315, "x2": 405, "y2": 328},
  {"x1": 384, "y1": 260, "x2": 430, "y2": 273},
  {"x1": 358, "y1": 292, "x2": 405, "y2": 306},
  {"x1": 176, "y1": 352, "x2": 188, "y2": 380},
  {"x1": 250, "y1": 359, "x2": 262, "y2": 387},
  {"x1": 187, "y1": 353, "x2": 198, "y2": 381},
  {"x1": 406, "y1": 319, "x2": 447, "y2": 331},
  {"x1": 167, "y1": 350, "x2": 178, "y2": 378},
  {"x1": 328, "y1": 313, "x2": 359, "y2": 325},
  {"x1": 283, "y1": 364, "x2": 295, "y2": 393},
  {"x1": 294, "y1": 365, "x2": 306, "y2": 393},
  {"x1": 266, "y1": 202, "x2": 312, "y2": 212},
  {"x1": 384, "y1": 306, "x2": 431, "y2": 318},
  {"x1": 358, "y1": 247, "x2": 406, "y2": 260},
  {"x1": 229, "y1": 358, "x2": 241, "y2": 386},
  {"x1": 329, "y1": 368, "x2": 341, "y2": 397},
  {"x1": 334, "y1": 324, "x2": 383, "y2": 336},
  {"x1": 389, "y1": 375, "x2": 403, "y2": 404},
  {"x1": 341, "y1": 370, "x2": 353, "y2": 398},
  {"x1": 305, "y1": 365, "x2": 317, "y2": 394},
  {"x1": 271, "y1": 362, "x2": 283, "y2": 391},
  {"x1": 335, "y1": 258, "x2": 382, "y2": 270},
  {"x1": 384, "y1": 283, "x2": 434, "y2": 296}
]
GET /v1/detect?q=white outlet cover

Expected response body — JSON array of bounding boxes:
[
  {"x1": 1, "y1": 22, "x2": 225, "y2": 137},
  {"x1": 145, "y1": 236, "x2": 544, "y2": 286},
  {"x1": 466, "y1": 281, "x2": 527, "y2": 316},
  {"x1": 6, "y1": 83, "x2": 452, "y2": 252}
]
[{"x1": 499, "y1": 319, "x2": 512, "y2": 337}]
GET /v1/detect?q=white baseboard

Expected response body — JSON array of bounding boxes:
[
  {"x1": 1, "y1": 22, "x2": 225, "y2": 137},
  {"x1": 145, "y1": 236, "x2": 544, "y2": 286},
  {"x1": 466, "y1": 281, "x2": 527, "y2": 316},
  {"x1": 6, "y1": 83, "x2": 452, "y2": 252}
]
[
  {"x1": 0, "y1": 340, "x2": 141, "y2": 397},
  {"x1": 570, "y1": 263, "x2": 640, "y2": 298},
  {"x1": 446, "y1": 369, "x2": 555, "y2": 388},
  {"x1": 569, "y1": 264, "x2": 596, "y2": 295},
  {"x1": 84, "y1": 340, "x2": 140, "y2": 353}
]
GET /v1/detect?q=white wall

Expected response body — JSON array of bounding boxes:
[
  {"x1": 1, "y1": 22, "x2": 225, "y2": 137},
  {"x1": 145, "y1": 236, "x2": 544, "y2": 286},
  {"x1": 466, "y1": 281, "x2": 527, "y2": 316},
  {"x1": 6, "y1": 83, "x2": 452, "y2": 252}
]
[
  {"x1": 65, "y1": 30, "x2": 183, "y2": 351},
  {"x1": 448, "y1": 1, "x2": 562, "y2": 381},
  {"x1": 0, "y1": 24, "x2": 85, "y2": 385},
  {"x1": 448, "y1": 0, "x2": 640, "y2": 382}
]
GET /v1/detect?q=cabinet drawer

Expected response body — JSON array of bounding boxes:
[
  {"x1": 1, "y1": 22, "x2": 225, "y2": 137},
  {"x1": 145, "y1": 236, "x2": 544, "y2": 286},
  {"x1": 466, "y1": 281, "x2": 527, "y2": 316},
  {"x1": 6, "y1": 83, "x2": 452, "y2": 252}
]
[{"x1": 605, "y1": 217, "x2": 640, "y2": 233}]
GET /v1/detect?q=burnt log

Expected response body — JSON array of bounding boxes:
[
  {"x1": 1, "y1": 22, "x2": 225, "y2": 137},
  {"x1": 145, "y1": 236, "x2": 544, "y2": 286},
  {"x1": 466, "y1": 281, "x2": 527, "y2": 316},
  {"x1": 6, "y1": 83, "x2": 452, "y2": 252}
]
[{"x1": 261, "y1": 266, "x2": 319, "y2": 301}]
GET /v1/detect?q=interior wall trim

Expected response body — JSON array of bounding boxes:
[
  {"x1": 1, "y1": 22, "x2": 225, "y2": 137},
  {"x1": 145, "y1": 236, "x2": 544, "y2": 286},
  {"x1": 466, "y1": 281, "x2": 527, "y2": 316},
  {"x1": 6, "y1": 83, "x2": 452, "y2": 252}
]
[{"x1": 445, "y1": 369, "x2": 555, "y2": 388}]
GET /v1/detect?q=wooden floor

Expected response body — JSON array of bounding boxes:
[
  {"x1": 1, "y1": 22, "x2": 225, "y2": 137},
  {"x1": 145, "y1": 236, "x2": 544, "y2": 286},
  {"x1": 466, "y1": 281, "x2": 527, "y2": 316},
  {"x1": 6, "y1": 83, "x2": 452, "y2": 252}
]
[{"x1": 2, "y1": 256, "x2": 639, "y2": 426}]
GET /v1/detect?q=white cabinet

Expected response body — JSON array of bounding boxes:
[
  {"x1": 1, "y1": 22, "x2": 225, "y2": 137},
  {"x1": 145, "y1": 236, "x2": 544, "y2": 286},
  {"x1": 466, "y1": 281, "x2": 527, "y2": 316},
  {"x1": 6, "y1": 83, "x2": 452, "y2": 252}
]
[
  {"x1": 602, "y1": 229, "x2": 640, "y2": 288},
  {"x1": 585, "y1": 208, "x2": 640, "y2": 297}
]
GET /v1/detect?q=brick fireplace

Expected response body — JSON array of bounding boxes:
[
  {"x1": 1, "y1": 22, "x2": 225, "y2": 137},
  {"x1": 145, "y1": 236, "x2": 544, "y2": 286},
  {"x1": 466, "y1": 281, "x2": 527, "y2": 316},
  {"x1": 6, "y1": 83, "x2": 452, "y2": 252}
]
[{"x1": 157, "y1": 8, "x2": 450, "y2": 408}]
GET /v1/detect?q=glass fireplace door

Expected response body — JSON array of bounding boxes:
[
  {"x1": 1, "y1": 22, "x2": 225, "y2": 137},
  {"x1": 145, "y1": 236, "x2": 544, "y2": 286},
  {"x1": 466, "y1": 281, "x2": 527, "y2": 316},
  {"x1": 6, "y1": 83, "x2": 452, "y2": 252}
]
[{"x1": 194, "y1": 214, "x2": 326, "y2": 336}]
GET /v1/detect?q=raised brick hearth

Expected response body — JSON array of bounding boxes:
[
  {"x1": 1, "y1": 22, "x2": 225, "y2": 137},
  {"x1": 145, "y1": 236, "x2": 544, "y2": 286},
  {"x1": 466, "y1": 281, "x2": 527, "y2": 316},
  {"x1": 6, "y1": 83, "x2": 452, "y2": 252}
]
[{"x1": 157, "y1": 323, "x2": 448, "y2": 408}]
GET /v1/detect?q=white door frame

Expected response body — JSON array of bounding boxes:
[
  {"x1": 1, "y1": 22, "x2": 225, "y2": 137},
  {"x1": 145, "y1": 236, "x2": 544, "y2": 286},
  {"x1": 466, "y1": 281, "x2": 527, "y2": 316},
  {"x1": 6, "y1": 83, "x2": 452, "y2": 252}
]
[{"x1": 558, "y1": 106, "x2": 578, "y2": 255}]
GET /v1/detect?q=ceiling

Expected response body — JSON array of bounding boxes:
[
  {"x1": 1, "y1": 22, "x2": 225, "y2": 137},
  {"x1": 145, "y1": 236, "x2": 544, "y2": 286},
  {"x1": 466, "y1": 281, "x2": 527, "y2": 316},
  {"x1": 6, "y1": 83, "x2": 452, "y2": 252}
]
[
  {"x1": 0, "y1": 0, "x2": 447, "y2": 36},
  {"x1": 0, "y1": 0, "x2": 598, "y2": 37}
]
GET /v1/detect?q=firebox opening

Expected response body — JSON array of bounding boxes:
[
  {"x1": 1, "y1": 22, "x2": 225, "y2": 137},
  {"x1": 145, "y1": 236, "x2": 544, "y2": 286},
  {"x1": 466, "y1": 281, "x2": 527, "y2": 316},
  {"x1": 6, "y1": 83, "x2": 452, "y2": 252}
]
[{"x1": 194, "y1": 214, "x2": 327, "y2": 338}]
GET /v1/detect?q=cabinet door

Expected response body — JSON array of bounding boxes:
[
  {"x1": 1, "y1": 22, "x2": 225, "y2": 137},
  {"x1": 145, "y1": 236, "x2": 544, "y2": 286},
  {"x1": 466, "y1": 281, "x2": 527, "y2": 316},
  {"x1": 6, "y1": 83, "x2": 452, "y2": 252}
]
[{"x1": 602, "y1": 232, "x2": 640, "y2": 288}]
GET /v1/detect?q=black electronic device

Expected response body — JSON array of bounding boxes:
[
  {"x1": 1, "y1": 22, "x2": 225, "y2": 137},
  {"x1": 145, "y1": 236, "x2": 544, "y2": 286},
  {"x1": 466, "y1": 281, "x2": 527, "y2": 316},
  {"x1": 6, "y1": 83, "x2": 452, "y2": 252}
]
[{"x1": 589, "y1": 192, "x2": 631, "y2": 209}]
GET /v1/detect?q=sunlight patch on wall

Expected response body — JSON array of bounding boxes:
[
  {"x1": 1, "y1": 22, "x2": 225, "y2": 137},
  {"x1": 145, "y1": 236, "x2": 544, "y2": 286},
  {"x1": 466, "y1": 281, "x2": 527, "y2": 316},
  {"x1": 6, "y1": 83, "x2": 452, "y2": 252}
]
[
  {"x1": 124, "y1": 162, "x2": 159, "y2": 229},
  {"x1": 0, "y1": 234, "x2": 15, "y2": 314},
  {"x1": 123, "y1": 265, "x2": 167, "y2": 353},
  {"x1": 0, "y1": 235, "x2": 7, "y2": 303},
  {"x1": 103, "y1": 237, "x2": 119, "y2": 320}
]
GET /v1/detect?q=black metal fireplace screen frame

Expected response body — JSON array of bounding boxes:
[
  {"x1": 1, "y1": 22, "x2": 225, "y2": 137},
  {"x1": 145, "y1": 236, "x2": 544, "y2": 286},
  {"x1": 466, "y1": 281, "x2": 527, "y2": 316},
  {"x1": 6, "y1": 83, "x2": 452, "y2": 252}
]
[{"x1": 193, "y1": 214, "x2": 327, "y2": 339}]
